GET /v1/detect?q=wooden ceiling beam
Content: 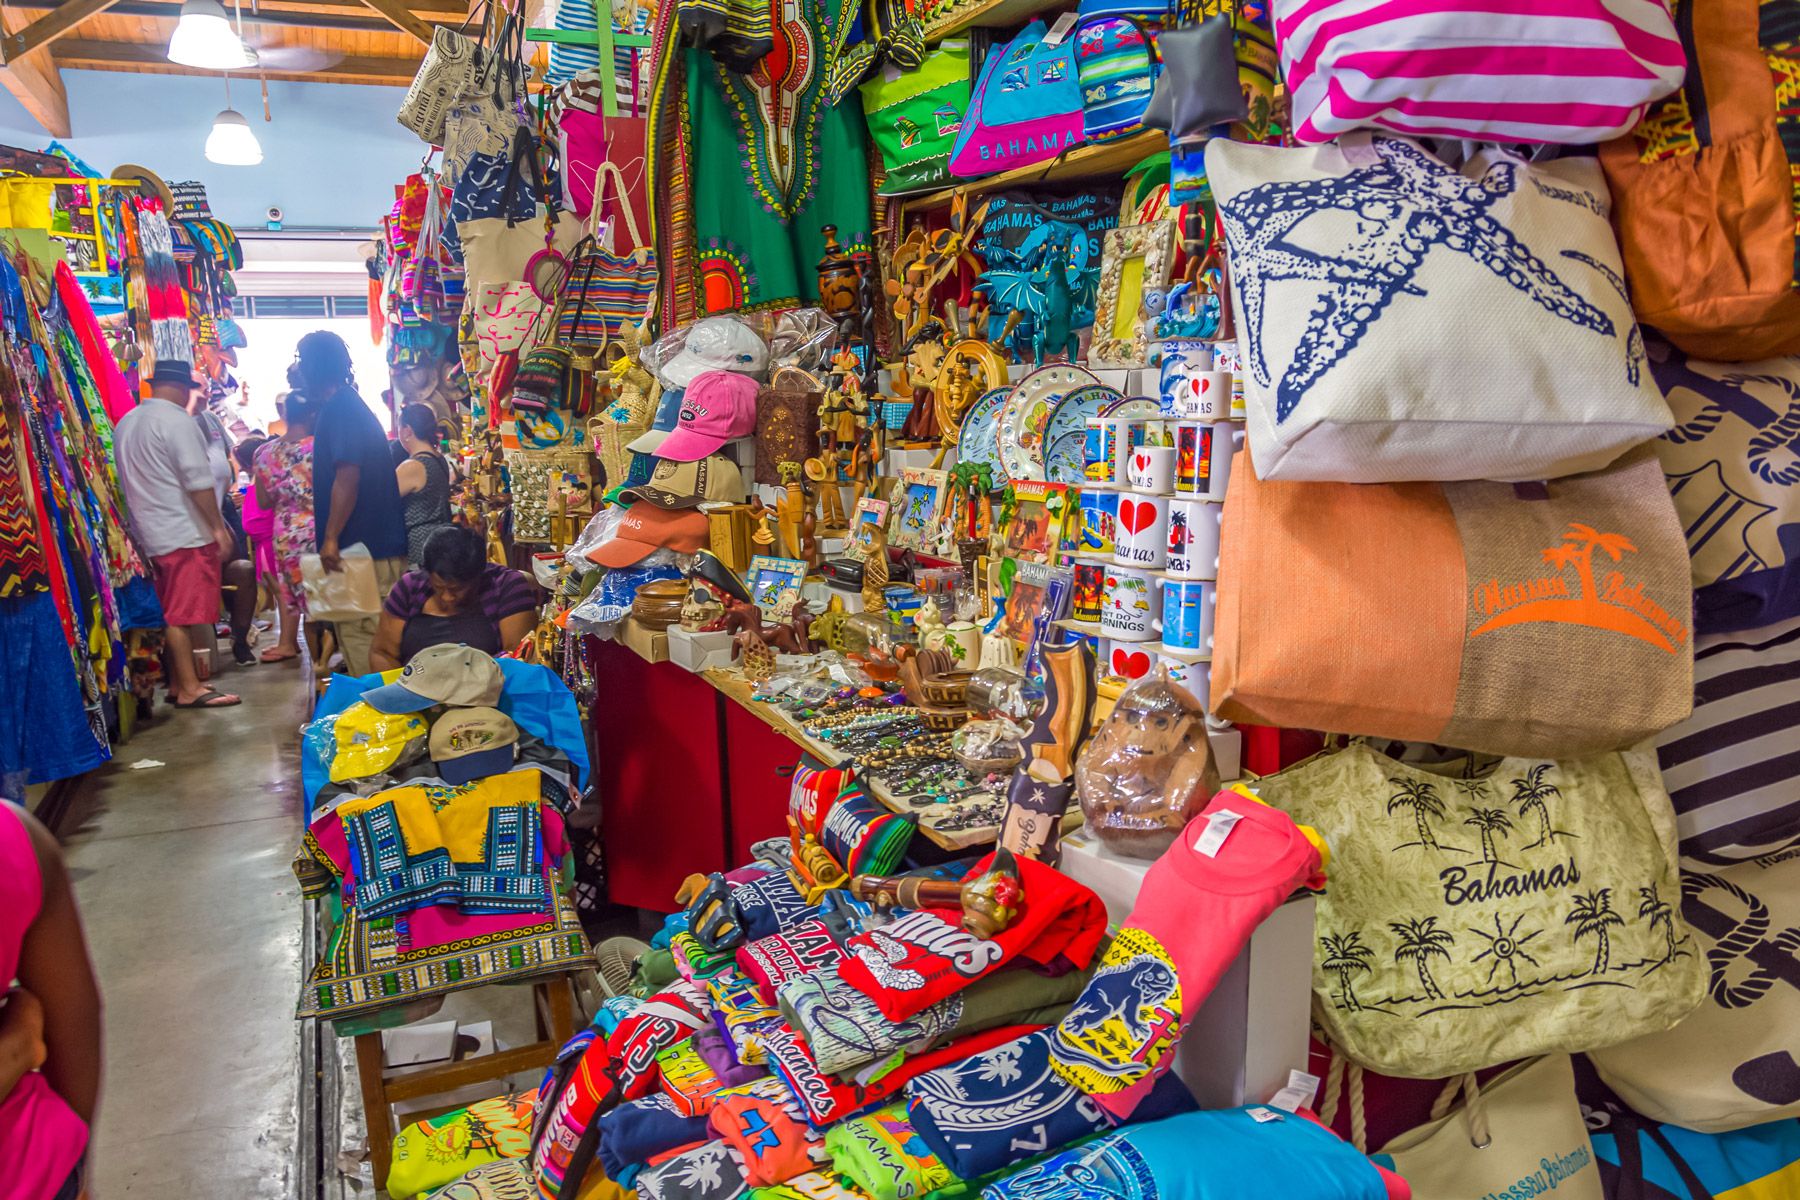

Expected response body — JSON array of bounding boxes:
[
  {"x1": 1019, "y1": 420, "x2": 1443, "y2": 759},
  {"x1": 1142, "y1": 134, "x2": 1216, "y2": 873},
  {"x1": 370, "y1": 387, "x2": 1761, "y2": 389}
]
[
  {"x1": 2, "y1": 0, "x2": 127, "y2": 62},
  {"x1": 352, "y1": 0, "x2": 433, "y2": 44},
  {"x1": 0, "y1": 5, "x2": 71, "y2": 135},
  {"x1": 3, "y1": 0, "x2": 467, "y2": 19},
  {"x1": 52, "y1": 35, "x2": 417, "y2": 82}
]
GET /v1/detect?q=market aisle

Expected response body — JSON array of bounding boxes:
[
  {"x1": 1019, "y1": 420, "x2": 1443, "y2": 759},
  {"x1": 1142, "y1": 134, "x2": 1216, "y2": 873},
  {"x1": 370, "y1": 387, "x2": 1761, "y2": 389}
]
[{"x1": 60, "y1": 664, "x2": 312, "y2": 1199}]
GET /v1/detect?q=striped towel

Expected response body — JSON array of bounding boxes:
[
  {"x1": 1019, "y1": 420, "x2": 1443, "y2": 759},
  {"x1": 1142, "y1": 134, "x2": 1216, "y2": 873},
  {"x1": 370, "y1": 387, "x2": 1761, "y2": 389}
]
[
  {"x1": 1658, "y1": 615, "x2": 1800, "y2": 867},
  {"x1": 1271, "y1": 0, "x2": 1687, "y2": 145}
]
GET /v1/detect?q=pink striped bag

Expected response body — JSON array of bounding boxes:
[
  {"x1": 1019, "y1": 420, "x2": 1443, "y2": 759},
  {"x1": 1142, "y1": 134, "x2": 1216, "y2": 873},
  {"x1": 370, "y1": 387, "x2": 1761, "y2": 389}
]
[{"x1": 1271, "y1": 0, "x2": 1686, "y2": 145}]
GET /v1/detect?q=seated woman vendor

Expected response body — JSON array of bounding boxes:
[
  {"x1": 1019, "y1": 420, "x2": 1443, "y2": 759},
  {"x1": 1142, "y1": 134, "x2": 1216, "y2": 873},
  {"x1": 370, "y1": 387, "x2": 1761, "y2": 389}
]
[{"x1": 369, "y1": 526, "x2": 539, "y2": 670}]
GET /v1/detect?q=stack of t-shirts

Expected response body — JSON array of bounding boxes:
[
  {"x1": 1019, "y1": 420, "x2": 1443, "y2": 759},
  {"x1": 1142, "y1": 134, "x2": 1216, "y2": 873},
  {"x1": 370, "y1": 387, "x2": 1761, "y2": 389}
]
[
  {"x1": 762, "y1": 1023, "x2": 1041, "y2": 1130},
  {"x1": 737, "y1": 918, "x2": 852, "y2": 1003},
  {"x1": 824, "y1": 1102, "x2": 958, "y2": 1200}
]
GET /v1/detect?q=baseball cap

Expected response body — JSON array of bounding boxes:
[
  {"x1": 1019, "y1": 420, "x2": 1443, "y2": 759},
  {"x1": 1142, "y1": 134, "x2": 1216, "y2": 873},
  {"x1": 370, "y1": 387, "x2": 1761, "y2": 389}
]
[
  {"x1": 429, "y1": 706, "x2": 520, "y2": 786},
  {"x1": 363, "y1": 644, "x2": 507, "y2": 714},
  {"x1": 626, "y1": 386, "x2": 685, "y2": 456},
  {"x1": 326, "y1": 702, "x2": 428, "y2": 783},
  {"x1": 585, "y1": 502, "x2": 710, "y2": 568},
  {"x1": 619, "y1": 454, "x2": 747, "y2": 509},
  {"x1": 656, "y1": 371, "x2": 759, "y2": 463},
  {"x1": 660, "y1": 317, "x2": 770, "y2": 389}
]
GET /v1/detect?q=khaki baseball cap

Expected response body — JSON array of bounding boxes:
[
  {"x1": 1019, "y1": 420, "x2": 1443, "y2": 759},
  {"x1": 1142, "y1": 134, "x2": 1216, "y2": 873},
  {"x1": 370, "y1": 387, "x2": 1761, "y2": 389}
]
[
  {"x1": 618, "y1": 454, "x2": 747, "y2": 510},
  {"x1": 429, "y1": 705, "x2": 520, "y2": 785},
  {"x1": 363, "y1": 644, "x2": 506, "y2": 714}
]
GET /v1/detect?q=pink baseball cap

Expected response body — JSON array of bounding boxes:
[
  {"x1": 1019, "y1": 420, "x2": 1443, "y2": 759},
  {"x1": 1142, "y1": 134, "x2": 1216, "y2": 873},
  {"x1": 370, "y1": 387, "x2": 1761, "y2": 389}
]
[{"x1": 655, "y1": 370, "x2": 759, "y2": 462}]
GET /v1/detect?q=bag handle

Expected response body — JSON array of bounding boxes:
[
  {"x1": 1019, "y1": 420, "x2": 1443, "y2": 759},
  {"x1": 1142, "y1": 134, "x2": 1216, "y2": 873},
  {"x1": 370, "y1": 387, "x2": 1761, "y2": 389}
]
[
  {"x1": 1428, "y1": 1072, "x2": 1493, "y2": 1151},
  {"x1": 1318, "y1": 1048, "x2": 1370, "y2": 1154},
  {"x1": 590, "y1": 159, "x2": 647, "y2": 255},
  {"x1": 500, "y1": 122, "x2": 548, "y2": 227}
]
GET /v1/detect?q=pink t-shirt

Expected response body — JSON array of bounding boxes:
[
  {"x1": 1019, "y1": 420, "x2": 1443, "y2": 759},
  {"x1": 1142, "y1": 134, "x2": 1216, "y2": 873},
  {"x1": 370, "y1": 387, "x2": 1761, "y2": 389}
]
[
  {"x1": 1049, "y1": 786, "x2": 1328, "y2": 1119},
  {"x1": 0, "y1": 802, "x2": 89, "y2": 1199}
]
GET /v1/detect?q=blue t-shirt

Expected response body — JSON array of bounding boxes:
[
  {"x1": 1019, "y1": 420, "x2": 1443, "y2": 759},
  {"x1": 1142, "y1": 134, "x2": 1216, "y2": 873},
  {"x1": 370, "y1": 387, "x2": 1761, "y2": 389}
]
[{"x1": 311, "y1": 387, "x2": 407, "y2": 560}]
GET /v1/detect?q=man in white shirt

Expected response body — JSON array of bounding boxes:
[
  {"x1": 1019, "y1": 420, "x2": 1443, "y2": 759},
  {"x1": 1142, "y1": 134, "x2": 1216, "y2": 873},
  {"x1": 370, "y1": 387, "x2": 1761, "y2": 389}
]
[{"x1": 112, "y1": 360, "x2": 242, "y2": 709}]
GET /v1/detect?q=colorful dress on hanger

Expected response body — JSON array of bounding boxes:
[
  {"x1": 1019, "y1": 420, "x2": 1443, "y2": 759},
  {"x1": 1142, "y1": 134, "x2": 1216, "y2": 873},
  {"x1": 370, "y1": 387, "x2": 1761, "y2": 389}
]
[{"x1": 255, "y1": 436, "x2": 316, "y2": 613}]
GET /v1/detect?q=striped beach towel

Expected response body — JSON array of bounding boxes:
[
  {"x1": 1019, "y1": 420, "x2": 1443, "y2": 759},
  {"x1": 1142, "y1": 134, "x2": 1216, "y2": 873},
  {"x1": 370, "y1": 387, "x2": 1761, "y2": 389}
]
[
  {"x1": 1657, "y1": 615, "x2": 1800, "y2": 867},
  {"x1": 1271, "y1": 0, "x2": 1688, "y2": 145}
]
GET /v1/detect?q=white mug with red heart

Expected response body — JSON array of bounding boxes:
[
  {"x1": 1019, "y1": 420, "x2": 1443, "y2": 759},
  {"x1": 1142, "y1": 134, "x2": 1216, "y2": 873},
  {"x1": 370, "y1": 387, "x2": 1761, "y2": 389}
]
[
  {"x1": 1112, "y1": 491, "x2": 1169, "y2": 569},
  {"x1": 1100, "y1": 563, "x2": 1159, "y2": 641},
  {"x1": 1166, "y1": 496, "x2": 1223, "y2": 580},
  {"x1": 1125, "y1": 444, "x2": 1176, "y2": 494},
  {"x1": 1103, "y1": 638, "x2": 1156, "y2": 681}
]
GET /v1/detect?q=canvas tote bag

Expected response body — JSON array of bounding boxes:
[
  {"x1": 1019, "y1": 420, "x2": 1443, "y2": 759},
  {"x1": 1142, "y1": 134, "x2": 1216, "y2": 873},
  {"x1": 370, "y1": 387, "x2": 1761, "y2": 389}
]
[
  {"x1": 1206, "y1": 134, "x2": 1674, "y2": 484},
  {"x1": 1372, "y1": 1057, "x2": 1604, "y2": 1200},
  {"x1": 1210, "y1": 445, "x2": 1696, "y2": 759},
  {"x1": 1252, "y1": 742, "x2": 1704, "y2": 1079},
  {"x1": 1589, "y1": 847, "x2": 1800, "y2": 1133}
]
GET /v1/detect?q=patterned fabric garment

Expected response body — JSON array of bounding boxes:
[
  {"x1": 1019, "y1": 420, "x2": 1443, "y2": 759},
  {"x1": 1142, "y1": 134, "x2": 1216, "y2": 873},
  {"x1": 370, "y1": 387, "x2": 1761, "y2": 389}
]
[
  {"x1": 823, "y1": 1103, "x2": 955, "y2": 1200},
  {"x1": 709, "y1": 970, "x2": 786, "y2": 1065},
  {"x1": 709, "y1": 1088, "x2": 828, "y2": 1185},
  {"x1": 421, "y1": 1159, "x2": 537, "y2": 1199},
  {"x1": 0, "y1": 397, "x2": 49, "y2": 597},
  {"x1": 659, "y1": 1036, "x2": 730, "y2": 1116},
  {"x1": 737, "y1": 919, "x2": 851, "y2": 1004},
  {"x1": 388, "y1": 1091, "x2": 538, "y2": 1200},
  {"x1": 598, "y1": 1093, "x2": 715, "y2": 1179},
  {"x1": 635, "y1": 1140, "x2": 750, "y2": 1200},
  {"x1": 747, "y1": 1174, "x2": 875, "y2": 1199},
  {"x1": 254, "y1": 435, "x2": 314, "y2": 613}
]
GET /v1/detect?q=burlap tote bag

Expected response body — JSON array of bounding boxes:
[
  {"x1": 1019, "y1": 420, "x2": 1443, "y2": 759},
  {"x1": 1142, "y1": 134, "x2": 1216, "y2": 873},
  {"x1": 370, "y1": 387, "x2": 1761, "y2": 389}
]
[
  {"x1": 1210, "y1": 444, "x2": 1695, "y2": 758},
  {"x1": 1253, "y1": 742, "x2": 1704, "y2": 1078},
  {"x1": 1589, "y1": 849, "x2": 1800, "y2": 1133}
]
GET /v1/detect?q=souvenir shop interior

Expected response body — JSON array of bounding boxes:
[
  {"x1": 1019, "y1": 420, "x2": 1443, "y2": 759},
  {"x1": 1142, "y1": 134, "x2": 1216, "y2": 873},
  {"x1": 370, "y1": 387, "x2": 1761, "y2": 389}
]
[{"x1": 1, "y1": 0, "x2": 1798, "y2": 1198}]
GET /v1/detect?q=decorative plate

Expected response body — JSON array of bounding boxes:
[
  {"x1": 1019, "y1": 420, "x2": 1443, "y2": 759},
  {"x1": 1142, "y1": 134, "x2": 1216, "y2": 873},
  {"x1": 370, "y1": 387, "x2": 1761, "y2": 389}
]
[
  {"x1": 1098, "y1": 394, "x2": 1161, "y2": 419},
  {"x1": 1043, "y1": 383, "x2": 1124, "y2": 484},
  {"x1": 999, "y1": 364, "x2": 1100, "y2": 483},
  {"x1": 956, "y1": 387, "x2": 1010, "y2": 480}
]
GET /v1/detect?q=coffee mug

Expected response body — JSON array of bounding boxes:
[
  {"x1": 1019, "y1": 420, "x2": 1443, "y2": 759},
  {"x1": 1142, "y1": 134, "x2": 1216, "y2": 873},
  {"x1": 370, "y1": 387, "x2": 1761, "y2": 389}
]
[
  {"x1": 1159, "y1": 653, "x2": 1212, "y2": 702},
  {"x1": 1174, "y1": 421, "x2": 1240, "y2": 498},
  {"x1": 1166, "y1": 497, "x2": 1223, "y2": 580},
  {"x1": 1125, "y1": 444, "x2": 1176, "y2": 494},
  {"x1": 1156, "y1": 576, "x2": 1216, "y2": 651},
  {"x1": 1100, "y1": 563, "x2": 1159, "y2": 641},
  {"x1": 1112, "y1": 491, "x2": 1169, "y2": 569},
  {"x1": 1162, "y1": 353, "x2": 1232, "y2": 420},
  {"x1": 1071, "y1": 559, "x2": 1106, "y2": 623},
  {"x1": 1211, "y1": 343, "x2": 1249, "y2": 420},
  {"x1": 1078, "y1": 489, "x2": 1120, "y2": 555},
  {"x1": 943, "y1": 621, "x2": 982, "y2": 666},
  {"x1": 1104, "y1": 639, "x2": 1156, "y2": 681},
  {"x1": 1159, "y1": 339, "x2": 1211, "y2": 417},
  {"x1": 1084, "y1": 417, "x2": 1135, "y2": 485}
]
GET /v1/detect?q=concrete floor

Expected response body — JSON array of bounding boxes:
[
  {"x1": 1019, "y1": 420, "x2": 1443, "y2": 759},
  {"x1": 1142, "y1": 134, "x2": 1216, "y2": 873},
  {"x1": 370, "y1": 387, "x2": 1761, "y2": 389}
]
[{"x1": 60, "y1": 660, "x2": 314, "y2": 1199}]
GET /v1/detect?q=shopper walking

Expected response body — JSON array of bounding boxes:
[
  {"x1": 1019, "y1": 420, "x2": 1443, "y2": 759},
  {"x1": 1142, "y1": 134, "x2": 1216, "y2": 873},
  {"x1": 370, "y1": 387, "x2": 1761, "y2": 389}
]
[
  {"x1": 0, "y1": 802, "x2": 103, "y2": 1200},
  {"x1": 299, "y1": 330, "x2": 408, "y2": 675},
  {"x1": 368, "y1": 526, "x2": 538, "y2": 670},
  {"x1": 112, "y1": 360, "x2": 241, "y2": 709},
  {"x1": 394, "y1": 403, "x2": 454, "y2": 567},
  {"x1": 188, "y1": 384, "x2": 259, "y2": 666},
  {"x1": 234, "y1": 435, "x2": 277, "y2": 618},
  {"x1": 253, "y1": 392, "x2": 318, "y2": 664}
]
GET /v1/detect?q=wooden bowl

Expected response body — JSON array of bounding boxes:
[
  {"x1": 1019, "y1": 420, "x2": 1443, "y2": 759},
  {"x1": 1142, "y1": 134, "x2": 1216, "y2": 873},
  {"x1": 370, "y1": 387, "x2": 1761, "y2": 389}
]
[{"x1": 919, "y1": 670, "x2": 977, "y2": 707}]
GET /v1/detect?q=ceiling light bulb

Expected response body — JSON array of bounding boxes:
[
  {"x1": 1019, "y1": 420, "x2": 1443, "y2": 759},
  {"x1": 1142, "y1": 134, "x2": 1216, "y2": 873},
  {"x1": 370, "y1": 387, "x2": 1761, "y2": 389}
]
[
  {"x1": 168, "y1": 0, "x2": 257, "y2": 69},
  {"x1": 205, "y1": 109, "x2": 263, "y2": 166}
]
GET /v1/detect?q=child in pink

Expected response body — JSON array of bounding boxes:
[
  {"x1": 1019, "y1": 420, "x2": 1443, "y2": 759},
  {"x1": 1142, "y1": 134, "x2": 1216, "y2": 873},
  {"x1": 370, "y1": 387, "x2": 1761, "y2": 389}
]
[{"x1": 1049, "y1": 785, "x2": 1328, "y2": 1119}]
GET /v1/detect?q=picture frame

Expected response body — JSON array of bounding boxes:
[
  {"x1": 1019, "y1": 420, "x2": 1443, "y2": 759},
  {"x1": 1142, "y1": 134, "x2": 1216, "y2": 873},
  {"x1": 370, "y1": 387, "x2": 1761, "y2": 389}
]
[
  {"x1": 1002, "y1": 480, "x2": 1073, "y2": 562},
  {"x1": 1089, "y1": 220, "x2": 1179, "y2": 368},
  {"x1": 889, "y1": 467, "x2": 949, "y2": 553},
  {"x1": 848, "y1": 497, "x2": 889, "y2": 561},
  {"x1": 746, "y1": 554, "x2": 807, "y2": 619}
]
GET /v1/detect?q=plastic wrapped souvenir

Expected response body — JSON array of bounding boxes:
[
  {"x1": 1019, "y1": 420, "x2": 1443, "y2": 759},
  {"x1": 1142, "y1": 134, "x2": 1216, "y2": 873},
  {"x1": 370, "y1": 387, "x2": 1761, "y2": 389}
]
[{"x1": 1073, "y1": 669, "x2": 1219, "y2": 858}]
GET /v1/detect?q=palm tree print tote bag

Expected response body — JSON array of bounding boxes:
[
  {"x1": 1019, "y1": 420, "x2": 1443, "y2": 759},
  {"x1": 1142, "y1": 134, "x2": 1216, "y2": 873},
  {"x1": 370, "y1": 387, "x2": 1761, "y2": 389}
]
[{"x1": 1253, "y1": 742, "x2": 1704, "y2": 1079}]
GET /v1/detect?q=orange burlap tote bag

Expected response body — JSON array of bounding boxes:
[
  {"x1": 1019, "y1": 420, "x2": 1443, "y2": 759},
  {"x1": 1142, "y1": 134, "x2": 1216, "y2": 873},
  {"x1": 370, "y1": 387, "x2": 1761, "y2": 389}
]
[{"x1": 1209, "y1": 444, "x2": 1694, "y2": 757}]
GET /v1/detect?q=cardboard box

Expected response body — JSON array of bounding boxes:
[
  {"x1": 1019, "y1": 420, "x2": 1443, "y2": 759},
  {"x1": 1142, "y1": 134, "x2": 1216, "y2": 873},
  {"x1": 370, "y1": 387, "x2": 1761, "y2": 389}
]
[
  {"x1": 382, "y1": 1019, "x2": 457, "y2": 1067},
  {"x1": 618, "y1": 616, "x2": 669, "y2": 664},
  {"x1": 668, "y1": 627, "x2": 735, "y2": 672},
  {"x1": 1060, "y1": 828, "x2": 1316, "y2": 1109}
]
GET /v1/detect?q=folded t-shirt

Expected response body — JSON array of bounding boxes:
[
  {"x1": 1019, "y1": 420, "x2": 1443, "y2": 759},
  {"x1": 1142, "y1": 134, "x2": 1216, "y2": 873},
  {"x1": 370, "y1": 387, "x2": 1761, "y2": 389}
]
[
  {"x1": 837, "y1": 856, "x2": 1107, "y2": 1022},
  {"x1": 746, "y1": 1172, "x2": 876, "y2": 1199},
  {"x1": 738, "y1": 918, "x2": 852, "y2": 1004},
  {"x1": 609, "y1": 980, "x2": 712, "y2": 1098},
  {"x1": 733, "y1": 870, "x2": 818, "y2": 942},
  {"x1": 710, "y1": 970, "x2": 786, "y2": 1065},
  {"x1": 635, "y1": 1140, "x2": 750, "y2": 1200},
  {"x1": 905, "y1": 1029, "x2": 1197, "y2": 1180},
  {"x1": 693, "y1": 1023, "x2": 769, "y2": 1088},
  {"x1": 780, "y1": 962, "x2": 1089, "y2": 1076},
  {"x1": 660, "y1": 1036, "x2": 729, "y2": 1116},
  {"x1": 709, "y1": 1088, "x2": 828, "y2": 1186},
  {"x1": 598, "y1": 1093, "x2": 715, "y2": 1178},
  {"x1": 825, "y1": 1102, "x2": 958, "y2": 1200},
  {"x1": 1049, "y1": 789, "x2": 1327, "y2": 1120}
]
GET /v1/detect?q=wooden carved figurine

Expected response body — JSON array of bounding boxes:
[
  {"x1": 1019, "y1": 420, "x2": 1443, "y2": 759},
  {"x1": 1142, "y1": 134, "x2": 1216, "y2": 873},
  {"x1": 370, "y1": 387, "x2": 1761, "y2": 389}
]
[
  {"x1": 776, "y1": 460, "x2": 809, "y2": 562},
  {"x1": 806, "y1": 454, "x2": 848, "y2": 531},
  {"x1": 860, "y1": 520, "x2": 889, "y2": 615},
  {"x1": 850, "y1": 846, "x2": 1022, "y2": 938}
]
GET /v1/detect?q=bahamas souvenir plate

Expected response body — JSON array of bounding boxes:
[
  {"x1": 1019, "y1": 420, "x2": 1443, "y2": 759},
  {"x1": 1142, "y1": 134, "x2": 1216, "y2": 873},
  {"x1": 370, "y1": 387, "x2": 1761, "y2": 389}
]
[
  {"x1": 957, "y1": 387, "x2": 1010, "y2": 480},
  {"x1": 1043, "y1": 383, "x2": 1124, "y2": 484},
  {"x1": 1098, "y1": 394, "x2": 1161, "y2": 420},
  {"x1": 1000, "y1": 364, "x2": 1099, "y2": 483}
]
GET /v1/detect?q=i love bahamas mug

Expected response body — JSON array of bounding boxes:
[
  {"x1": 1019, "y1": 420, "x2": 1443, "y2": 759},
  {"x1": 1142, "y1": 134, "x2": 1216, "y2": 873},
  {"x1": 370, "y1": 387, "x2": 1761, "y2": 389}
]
[
  {"x1": 1104, "y1": 638, "x2": 1156, "y2": 681},
  {"x1": 1156, "y1": 576, "x2": 1216, "y2": 651},
  {"x1": 1113, "y1": 492, "x2": 1169, "y2": 570},
  {"x1": 1166, "y1": 497, "x2": 1223, "y2": 580},
  {"x1": 1125, "y1": 444, "x2": 1176, "y2": 494},
  {"x1": 1100, "y1": 563, "x2": 1159, "y2": 641}
]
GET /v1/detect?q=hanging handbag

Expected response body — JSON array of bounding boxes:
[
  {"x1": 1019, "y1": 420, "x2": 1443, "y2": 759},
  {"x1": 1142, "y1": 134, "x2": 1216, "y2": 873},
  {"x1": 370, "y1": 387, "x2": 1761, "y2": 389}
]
[
  {"x1": 1647, "y1": 341, "x2": 1800, "y2": 633},
  {"x1": 859, "y1": 40, "x2": 971, "y2": 195},
  {"x1": 399, "y1": 0, "x2": 527, "y2": 145},
  {"x1": 1589, "y1": 848, "x2": 1800, "y2": 1133},
  {"x1": 1071, "y1": 0, "x2": 1165, "y2": 142},
  {"x1": 1270, "y1": 0, "x2": 1685, "y2": 145},
  {"x1": 554, "y1": 161, "x2": 657, "y2": 346},
  {"x1": 458, "y1": 207, "x2": 585, "y2": 294},
  {"x1": 471, "y1": 280, "x2": 548, "y2": 372},
  {"x1": 1590, "y1": 1094, "x2": 1800, "y2": 1199},
  {"x1": 1212, "y1": 445, "x2": 1696, "y2": 759},
  {"x1": 1206, "y1": 134, "x2": 1674, "y2": 484},
  {"x1": 1254, "y1": 741, "x2": 1704, "y2": 1079},
  {"x1": 948, "y1": 20, "x2": 1086, "y2": 179},
  {"x1": 1600, "y1": 0, "x2": 1800, "y2": 363},
  {"x1": 589, "y1": 319, "x2": 659, "y2": 487},
  {"x1": 1373, "y1": 1057, "x2": 1604, "y2": 1200}
]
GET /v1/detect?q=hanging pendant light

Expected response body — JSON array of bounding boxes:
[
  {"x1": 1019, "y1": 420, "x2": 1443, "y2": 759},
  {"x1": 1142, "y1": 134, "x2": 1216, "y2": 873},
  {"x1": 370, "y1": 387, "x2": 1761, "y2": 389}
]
[
  {"x1": 205, "y1": 77, "x2": 263, "y2": 166},
  {"x1": 168, "y1": 0, "x2": 257, "y2": 69}
]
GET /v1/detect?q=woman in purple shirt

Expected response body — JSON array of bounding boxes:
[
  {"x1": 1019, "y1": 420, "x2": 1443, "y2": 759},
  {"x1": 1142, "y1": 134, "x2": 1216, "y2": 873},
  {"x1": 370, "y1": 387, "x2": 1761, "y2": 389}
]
[{"x1": 368, "y1": 526, "x2": 540, "y2": 670}]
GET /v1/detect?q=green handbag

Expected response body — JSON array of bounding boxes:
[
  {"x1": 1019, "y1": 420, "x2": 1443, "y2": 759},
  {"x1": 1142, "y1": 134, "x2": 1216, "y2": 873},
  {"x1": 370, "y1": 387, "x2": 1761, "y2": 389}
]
[{"x1": 859, "y1": 40, "x2": 970, "y2": 195}]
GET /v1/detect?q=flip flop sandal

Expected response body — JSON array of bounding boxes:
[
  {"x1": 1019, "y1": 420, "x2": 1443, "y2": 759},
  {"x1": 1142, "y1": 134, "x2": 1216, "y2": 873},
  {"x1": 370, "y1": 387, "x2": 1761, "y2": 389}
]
[
  {"x1": 173, "y1": 688, "x2": 241, "y2": 709},
  {"x1": 259, "y1": 649, "x2": 299, "y2": 663}
]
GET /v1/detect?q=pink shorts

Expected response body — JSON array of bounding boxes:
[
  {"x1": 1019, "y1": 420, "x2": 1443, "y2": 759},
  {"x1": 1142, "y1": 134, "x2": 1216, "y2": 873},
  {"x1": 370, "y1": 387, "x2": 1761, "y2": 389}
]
[{"x1": 151, "y1": 544, "x2": 223, "y2": 626}]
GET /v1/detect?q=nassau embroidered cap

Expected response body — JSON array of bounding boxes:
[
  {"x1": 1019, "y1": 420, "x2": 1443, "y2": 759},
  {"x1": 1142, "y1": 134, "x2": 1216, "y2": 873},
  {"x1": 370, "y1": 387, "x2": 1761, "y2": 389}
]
[
  {"x1": 658, "y1": 316, "x2": 769, "y2": 389},
  {"x1": 618, "y1": 453, "x2": 747, "y2": 509},
  {"x1": 585, "y1": 502, "x2": 710, "y2": 567},
  {"x1": 655, "y1": 370, "x2": 759, "y2": 463},
  {"x1": 429, "y1": 705, "x2": 520, "y2": 786},
  {"x1": 363, "y1": 644, "x2": 507, "y2": 714}
]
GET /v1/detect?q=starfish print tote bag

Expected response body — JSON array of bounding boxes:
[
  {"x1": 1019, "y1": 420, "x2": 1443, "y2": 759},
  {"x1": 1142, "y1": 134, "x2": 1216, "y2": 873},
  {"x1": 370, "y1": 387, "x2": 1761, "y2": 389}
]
[
  {"x1": 1252, "y1": 742, "x2": 1704, "y2": 1079},
  {"x1": 1206, "y1": 134, "x2": 1674, "y2": 484}
]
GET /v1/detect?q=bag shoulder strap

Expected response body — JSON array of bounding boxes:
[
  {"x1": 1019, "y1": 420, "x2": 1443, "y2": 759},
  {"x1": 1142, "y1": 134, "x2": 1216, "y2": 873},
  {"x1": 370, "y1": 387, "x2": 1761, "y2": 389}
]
[{"x1": 591, "y1": 160, "x2": 648, "y2": 255}]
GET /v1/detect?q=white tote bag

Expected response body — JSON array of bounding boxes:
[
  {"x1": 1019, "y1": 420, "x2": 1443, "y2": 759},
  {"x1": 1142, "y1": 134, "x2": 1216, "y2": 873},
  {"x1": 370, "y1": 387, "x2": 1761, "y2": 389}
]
[
  {"x1": 299, "y1": 543, "x2": 384, "y2": 621},
  {"x1": 1207, "y1": 134, "x2": 1674, "y2": 484}
]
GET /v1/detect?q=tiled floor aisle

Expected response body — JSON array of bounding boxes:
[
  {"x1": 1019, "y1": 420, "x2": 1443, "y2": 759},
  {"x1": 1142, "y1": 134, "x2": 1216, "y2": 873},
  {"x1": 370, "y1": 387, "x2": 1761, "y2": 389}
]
[{"x1": 59, "y1": 662, "x2": 313, "y2": 1198}]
